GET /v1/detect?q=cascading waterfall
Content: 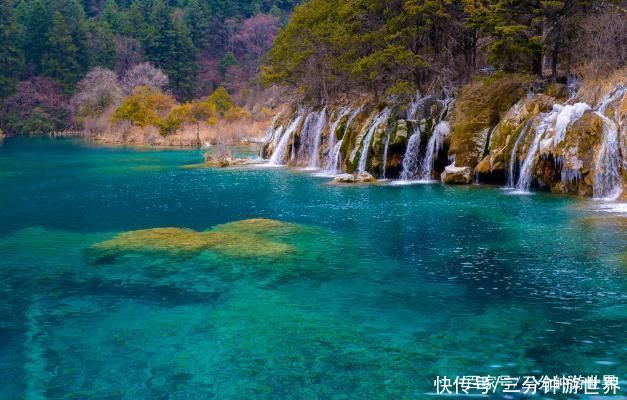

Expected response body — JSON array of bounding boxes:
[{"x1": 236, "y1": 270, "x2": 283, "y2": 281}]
[
  {"x1": 593, "y1": 113, "x2": 622, "y2": 200},
  {"x1": 399, "y1": 129, "x2": 422, "y2": 180},
  {"x1": 507, "y1": 118, "x2": 536, "y2": 188},
  {"x1": 553, "y1": 103, "x2": 590, "y2": 145},
  {"x1": 514, "y1": 117, "x2": 550, "y2": 192},
  {"x1": 407, "y1": 94, "x2": 431, "y2": 120},
  {"x1": 329, "y1": 107, "x2": 364, "y2": 174},
  {"x1": 268, "y1": 113, "x2": 304, "y2": 165},
  {"x1": 593, "y1": 86, "x2": 625, "y2": 199},
  {"x1": 296, "y1": 108, "x2": 327, "y2": 167},
  {"x1": 357, "y1": 108, "x2": 391, "y2": 173},
  {"x1": 420, "y1": 120, "x2": 449, "y2": 180},
  {"x1": 309, "y1": 108, "x2": 327, "y2": 168},
  {"x1": 323, "y1": 107, "x2": 351, "y2": 171}
]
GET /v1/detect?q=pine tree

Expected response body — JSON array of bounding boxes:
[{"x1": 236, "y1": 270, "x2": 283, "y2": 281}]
[
  {"x1": 145, "y1": 0, "x2": 197, "y2": 98},
  {"x1": 18, "y1": 0, "x2": 51, "y2": 73},
  {"x1": 40, "y1": 11, "x2": 83, "y2": 88},
  {"x1": 88, "y1": 21, "x2": 117, "y2": 69},
  {"x1": 0, "y1": 0, "x2": 25, "y2": 97},
  {"x1": 185, "y1": 0, "x2": 210, "y2": 50}
]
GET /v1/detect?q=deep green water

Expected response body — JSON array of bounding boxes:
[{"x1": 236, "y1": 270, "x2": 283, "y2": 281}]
[{"x1": 0, "y1": 137, "x2": 625, "y2": 399}]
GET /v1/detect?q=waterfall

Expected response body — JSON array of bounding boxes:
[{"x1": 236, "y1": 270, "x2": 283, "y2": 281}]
[
  {"x1": 420, "y1": 120, "x2": 449, "y2": 180},
  {"x1": 507, "y1": 118, "x2": 536, "y2": 188},
  {"x1": 381, "y1": 129, "x2": 392, "y2": 178},
  {"x1": 357, "y1": 108, "x2": 391, "y2": 173},
  {"x1": 408, "y1": 94, "x2": 431, "y2": 120},
  {"x1": 593, "y1": 113, "x2": 623, "y2": 200},
  {"x1": 553, "y1": 103, "x2": 590, "y2": 145},
  {"x1": 324, "y1": 107, "x2": 351, "y2": 171},
  {"x1": 399, "y1": 129, "x2": 422, "y2": 180},
  {"x1": 332, "y1": 107, "x2": 364, "y2": 174},
  {"x1": 296, "y1": 108, "x2": 327, "y2": 167},
  {"x1": 268, "y1": 113, "x2": 303, "y2": 165},
  {"x1": 309, "y1": 107, "x2": 327, "y2": 168},
  {"x1": 514, "y1": 118, "x2": 550, "y2": 192},
  {"x1": 597, "y1": 86, "x2": 625, "y2": 114}
]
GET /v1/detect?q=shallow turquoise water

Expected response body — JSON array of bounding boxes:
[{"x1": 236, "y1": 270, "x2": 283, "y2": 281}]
[{"x1": 0, "y1": 137, "x2": 625, "y2": 399}]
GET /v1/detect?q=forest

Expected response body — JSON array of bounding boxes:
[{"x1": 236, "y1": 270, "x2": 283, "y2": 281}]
[
  {"x1": 265, "y1": 0, "x2": 625, "y2": 102},
  {"x1": 0, "y1": 0, "x2": 624, "y2": 137},
  {"x1": 0, "y1": 0, "x2": 298, "y2": 135}
]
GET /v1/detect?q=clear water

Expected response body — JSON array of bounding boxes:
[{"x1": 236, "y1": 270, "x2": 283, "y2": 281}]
[{"x1": 0, "y1": 137, "x2": 625, "y2": 399}]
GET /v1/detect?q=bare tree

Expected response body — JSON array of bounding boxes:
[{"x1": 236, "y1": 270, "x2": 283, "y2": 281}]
[
  {"x1": 69, "y1": 67, "x2": 123, "y2": 131},
  {"x1": 120, "y1": 62, "x2": 169, "y2": 94}
]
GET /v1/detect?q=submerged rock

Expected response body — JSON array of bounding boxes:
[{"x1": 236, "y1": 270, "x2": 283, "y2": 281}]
[
  {"x1": 86, "y1": 219, "x2": 297, "y2": 263},
  {"x1": 441, "y1": 165, "x2": 472, "y2": 184}
]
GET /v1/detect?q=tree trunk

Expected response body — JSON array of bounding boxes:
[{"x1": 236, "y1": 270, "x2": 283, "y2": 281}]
[{"x1": 196, "y1": 122, "x2": 200, "y2": 147}]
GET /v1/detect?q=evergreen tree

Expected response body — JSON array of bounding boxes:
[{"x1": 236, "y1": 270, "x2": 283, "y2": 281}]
[
  {"x1": 18, "y1": 0, "x2": 51, "y2": 73},
  {"x1": 185, "y1": 0, "x2": 211, "y2": 50},
  {"x1": 145, "y1": 0, "x2": 197, "y2": 98},
  {"x1": 40, "y1": 10, "x2": 84, "y2": 88},
  {"x1": 88, "y1": 21, "x2": 117, "y2": 69},
  {"x1": 0, "y1": 0, "x2": 25, "y2": 97},
  {"x1": 101, "y1": 0, "x2": 123, "y2": 32}
]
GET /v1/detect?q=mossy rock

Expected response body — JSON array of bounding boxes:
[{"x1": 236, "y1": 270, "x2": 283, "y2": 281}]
[
  {"x1": 448, "y1": 74, "x2": 534, "y2": 169},
  {"x1": 86, "y1": 219, "x2": 298, "y2": 263},
  {"x1": 485, "y1": 94, "x2": 554, "y2": 173},
  {"x1": 543, "y1": 83, "x2": 568, "y2": 101},
  {"x1": 551, "y1": 111, "x2": 603, "y2": 195}
]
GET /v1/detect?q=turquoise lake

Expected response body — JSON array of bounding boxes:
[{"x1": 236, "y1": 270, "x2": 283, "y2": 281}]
[{"x1": 0, "y1": 137, "x2": 625, "y2": 399}]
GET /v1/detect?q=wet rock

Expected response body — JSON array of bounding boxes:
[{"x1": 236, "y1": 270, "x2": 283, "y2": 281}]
[
  {"x1": 448, "y1": 74, "x2": 533, "y2": 169},
  {"x1": 333, "y1": 173, "x2": 356, "y2": 183},
  {"x1": 543, "y1": 83, "x2": 569, "y2": 101},
  {"x1": 332, "y1": 172, "x2": 377, "y2": 184},
  {"x1": 392, "y1": 120, "x2": 409, "y2": 145},
  {"x1": 356, "y1": 171, "x2": 376, "y2": 183},
  {"x1": 441, "y1": 165, "x2": 472, "y2": 184}
]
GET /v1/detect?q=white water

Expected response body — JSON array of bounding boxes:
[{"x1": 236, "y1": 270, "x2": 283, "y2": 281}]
[
  {"x1": 296, "y1": 108, "x2": 327, "y2": 168},
  {"x1": 407, "y1": 94, "x2": 431, "y2": 120},
  {"x1": 420, "y1": 121, "x2": 449, "y2": 180},
  {"x1": 323, "y1": 107, "x2": 351, "y2": 171},
  {"x1": 597, "y1": 86, "x2": 625, "y2": 114},
  {"x1": 553, "y1": 103, "x2": 590, "y2": 145},
  {"x1": 357, "y1": 108, "x2": 391, "y2": 173},
  {"x1": 399, "y1": 130, "x2": 422, "y2": 180},
  {"x1": 268, "y1": 113, "x2": 304, "y2": 166},
  {"x1": 593, "y1": 113, "x2": 623, "y2": 200},
  {"x1": 514, "y1": 118, "x2": 550, "y2": 192},
  {"x1": 308, "y1": 108, "x2": 327, "y2": 168},
  {"x1": 507, "y1": 118, "x2": 536, "y2": 188}
]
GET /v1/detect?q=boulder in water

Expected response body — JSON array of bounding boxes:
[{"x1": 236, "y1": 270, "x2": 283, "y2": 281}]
[
  {"x1": 356, "y1": 171, "x2": 376, "y2": 183},
  {"x1": 441, "y1": 165, "x2": 472, "y2": 184},
  {"x1": 333, "y1": 173, "x2": 356, "y2": 183},
  {"x1": 332, "y1": 172, "x2": 377, "y2": 184}
]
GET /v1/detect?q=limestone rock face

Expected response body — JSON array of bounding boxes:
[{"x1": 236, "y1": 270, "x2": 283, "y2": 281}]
[
  {"x1": 393, "y1": 120, "x2": 409, "y2": 145},
  {"x1": 448, "y1": 74, "x2": 533, "y2": 169},
  {"x1": 480, "y1": 94, "x2": 555, "y2": 177},
  {"x1": 441, "y1": 165, "x2": 472, "y2": 184}
]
